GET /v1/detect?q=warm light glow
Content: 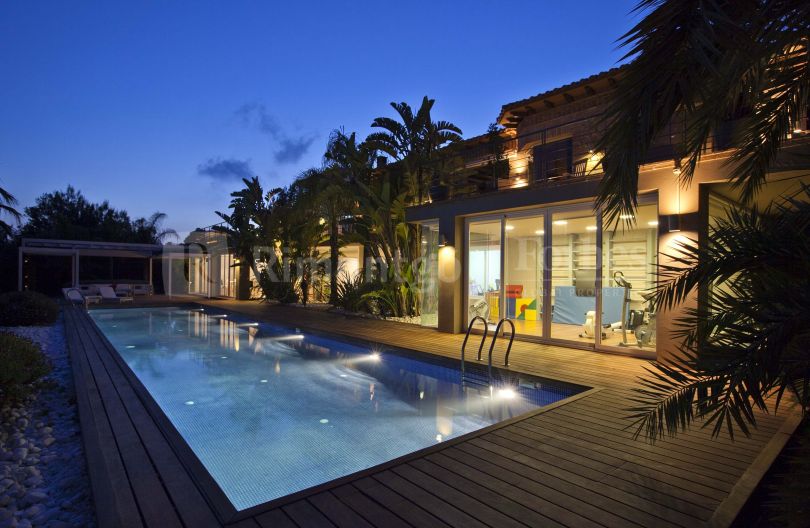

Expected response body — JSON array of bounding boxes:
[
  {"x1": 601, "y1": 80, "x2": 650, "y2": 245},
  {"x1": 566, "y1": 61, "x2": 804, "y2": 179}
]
[
  {"x1": 505, "y1": 224, "x2": 515, "y2": 231},
  {"x1": 585, "y1": 225, "x2": 597, "y2": 231},
  {"x1": 435, "y1": 434, "x2": 443, "y2": 442},
  {"x1": 514, "y1": 177, "x2": 528, "y2": 188},
  {"x1": 619, "y1": 214, "x2": 634, "y2": 220},
  {"x1": 534, "y1": 229, "x2": 545, "y2": 235},
  {"x1": 553, "y1": 220, "x2": 568, "y2": 225},
  {"x1": 495, "y1": 388, "x2": 517, "y2": 400},
  {"x1": 794, "y1": 128, "x2": 804, "y2": 134},
  {"x1": 648, "y1": 220, "x2": 659, "y2": 227},
  {"x1": 369, "y1": 352, "x2": 381, "y2": 361}
]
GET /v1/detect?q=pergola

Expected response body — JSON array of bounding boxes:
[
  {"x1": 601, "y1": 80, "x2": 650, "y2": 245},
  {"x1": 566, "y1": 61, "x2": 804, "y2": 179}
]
[{"x1": 18, "y1": 238, "x2": 161, "y2": 292}]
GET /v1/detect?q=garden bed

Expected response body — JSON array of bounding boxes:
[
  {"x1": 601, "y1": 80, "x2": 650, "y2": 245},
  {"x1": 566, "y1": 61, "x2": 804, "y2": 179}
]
[{"x1": 0, "y1": 317, "x2": 95, "y2": 528}]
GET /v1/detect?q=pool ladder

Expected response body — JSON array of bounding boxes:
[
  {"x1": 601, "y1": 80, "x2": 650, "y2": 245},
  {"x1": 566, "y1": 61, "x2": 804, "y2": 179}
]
[{"x1": 460, "y1": 316, "x2": 516, "y2": 386}]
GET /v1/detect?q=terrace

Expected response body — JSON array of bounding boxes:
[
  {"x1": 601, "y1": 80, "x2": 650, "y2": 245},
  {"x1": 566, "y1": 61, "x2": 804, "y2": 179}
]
[{"x1": 64, "y1": 296, "x2": 801, "y2": 527}]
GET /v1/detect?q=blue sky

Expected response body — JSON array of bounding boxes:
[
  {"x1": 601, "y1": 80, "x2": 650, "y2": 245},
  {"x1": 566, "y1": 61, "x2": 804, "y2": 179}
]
[{"x1": 0, "y1": 1, "x2": 640, "y2": 237}]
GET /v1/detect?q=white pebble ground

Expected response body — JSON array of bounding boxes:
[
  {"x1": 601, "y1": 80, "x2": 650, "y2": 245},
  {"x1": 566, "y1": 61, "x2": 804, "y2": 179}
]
[{"x1": 0, "y1": 316, "x2": 95, "y2": 528}]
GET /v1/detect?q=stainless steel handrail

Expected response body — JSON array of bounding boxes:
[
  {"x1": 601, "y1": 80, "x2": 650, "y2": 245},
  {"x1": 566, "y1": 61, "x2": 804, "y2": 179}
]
[
  {"x1": 461, "y1": 316, "x2": 489, "y2": 377},
  {"x1": 487, "y1": 318, "x2": 516, "y2": 382}
]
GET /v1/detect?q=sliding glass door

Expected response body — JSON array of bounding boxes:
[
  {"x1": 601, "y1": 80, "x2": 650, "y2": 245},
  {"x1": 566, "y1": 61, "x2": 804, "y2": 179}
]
[
  {"x1": 464, "y1": 196, "x2": 658, "y2": 354},
  {"x1": 549, "y1": 208, "x2": 598, "y2": 343},
  {"x1": 467, "y1": 219, "x2": 502, "y2": 326},
  {"x1": 504, "y1": 214, "x2": 544, "y2": 338}
]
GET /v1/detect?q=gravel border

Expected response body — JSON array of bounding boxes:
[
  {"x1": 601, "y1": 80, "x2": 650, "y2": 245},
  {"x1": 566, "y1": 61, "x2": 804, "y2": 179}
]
[{"x1": 0, "y1": 315, "x2": 96, "y2": 528}]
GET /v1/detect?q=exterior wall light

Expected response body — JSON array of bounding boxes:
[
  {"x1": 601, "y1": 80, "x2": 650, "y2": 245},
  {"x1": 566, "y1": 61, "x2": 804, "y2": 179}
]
[
  {"x1": 665, "y1": 214, "x2": 682, "y2": 233},
  {"x1": 438, "y1": 234, "x2": 450, "y2": 247}
]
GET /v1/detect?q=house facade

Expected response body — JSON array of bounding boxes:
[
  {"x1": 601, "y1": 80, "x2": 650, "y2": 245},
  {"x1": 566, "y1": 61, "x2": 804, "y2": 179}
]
[{"x1": 407, "y1": 67, "x2": 810, "y2": 361}]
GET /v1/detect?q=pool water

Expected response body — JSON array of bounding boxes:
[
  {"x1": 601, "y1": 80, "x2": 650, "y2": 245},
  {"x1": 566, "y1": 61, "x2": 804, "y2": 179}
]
[{"x1": 90, "y1": 306, "x2": 584, "y2": 511}]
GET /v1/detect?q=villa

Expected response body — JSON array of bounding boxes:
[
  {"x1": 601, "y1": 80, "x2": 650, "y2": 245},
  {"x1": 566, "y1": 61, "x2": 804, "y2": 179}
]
[
  {"x1": 406, "y1": 66, "x2": 810, "y2": 362},
  {"x1": 9, "y1": 68, "x2": 809, "y2": 528}
]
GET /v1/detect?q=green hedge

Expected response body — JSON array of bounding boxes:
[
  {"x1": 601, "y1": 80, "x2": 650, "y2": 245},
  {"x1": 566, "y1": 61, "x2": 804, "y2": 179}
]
[
  {"x1": 0, "y1": 291, "x2": 59, "y2": 326},
  {"x1": 0, "y1": 333, "x2": 51, "y2": 401}
]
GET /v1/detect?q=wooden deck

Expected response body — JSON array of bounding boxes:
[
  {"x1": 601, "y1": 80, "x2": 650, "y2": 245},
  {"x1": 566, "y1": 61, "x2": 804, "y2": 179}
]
[{"x1": 65, "y1": 299, "x2": 801, "y2": 528}]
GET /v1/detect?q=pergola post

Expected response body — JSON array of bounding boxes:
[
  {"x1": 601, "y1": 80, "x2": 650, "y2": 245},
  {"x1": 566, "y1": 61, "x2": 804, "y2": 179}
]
[
  {"x1": 167, "y1": 256, "x2": 173, "y2": 298},
  {"x1": 148, "y1": 257, "x2": 153, "y2": 293},
  {"x1": 73, "y1": 250, "x2": 80, "y2": 287},
  {"x1": 17, "y1": 247, "x2": 23, "y2": 291}
]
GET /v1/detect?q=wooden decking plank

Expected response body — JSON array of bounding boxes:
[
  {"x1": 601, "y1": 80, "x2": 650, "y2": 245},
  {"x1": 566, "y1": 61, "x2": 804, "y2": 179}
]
[
  {"x1": 282, "y1": 499, "x2": 337, "y2": 527},
  {"x1": 253, "y1": 508, "x2": 298, "y2": 528},
  {"x1": 552, "y1": 399, "x2": 768, "y2": 459},
  {"x1": 78, "y1": 310, "x2": 222, "y2": 527},
  {"x1": 225, "y1": 519, "x2": 262, "y2": 528},
  {"x1": 65, "y1": 308, "x2": 145, "y2": 528},
  {"x1": 516, "y1": 418, "x2": 740, "y2": 488},
  {"x1": 350, "y1": 478, "x2": 445, "y2": 528},
  {"x1": 72, "y1": 310, "x2": 184, "y2": 528},
  {"x1": 492, "y1": 428, "x2": 722, "y2": 508},
  {"x1": 471, "y1": 434, "x2": 713, "y2": 522},
  {"x1": 307, "y1": 491, "x2": 374, "y2": 528},
  {"x1": 392, "y1": 463, "x2": 531, "y2": 528},
  {"x1": 447, "y1": 441, "x2": 688, "y2": 528},
  {"x1": 546, "y1": 405, "x2": 753, "y2": 472},
  {"x1": 331, "y1": 483, "x2": 414, "y2": 528},
  {"x1": 415, "y1": 455, "x2": 603, "y2": 528},
  {"x1": 372, "y1": 470, "x2": 489, "y2": 528}
]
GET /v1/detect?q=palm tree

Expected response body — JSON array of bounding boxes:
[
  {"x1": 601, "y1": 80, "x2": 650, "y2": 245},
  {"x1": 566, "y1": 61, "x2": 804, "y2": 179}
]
[
  {"x1": 213, "y1": 178, "x2": 268, "y2": 298},
  {"x1": 595, "y1": 0, "x2": 809, "y2": 226},
  {"x1": 141, "y1": 212, "x2": 178, "y2": 244},
  {"x1": 593, "y1": 1, "x2": 810, "y2": 441},
  {"x1": 322, "y1": 130, "x2": 377, "y2": 303},
  {"x1": 630, "y1": 187, "x2": 810, "y2": 440},
  {"x1": 0, "y1": 186, "x2": 21, "y2": 239},
  {"x1": 367, "y1": 96, "x2": 462, "y2": 204}
]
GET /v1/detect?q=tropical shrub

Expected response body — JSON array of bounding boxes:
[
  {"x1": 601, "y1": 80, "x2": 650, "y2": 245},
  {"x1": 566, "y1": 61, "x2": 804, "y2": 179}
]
[
  {"x1": 0, "y1": 333, "x2": 51, "y2": 401},
  {"x1": 334, "y1": 271, "x2": 377, "y2": 313},
  {"x1": 0, "y1": 291, "x2": 59, "y2": 326},
  {"x1": 256, "y1": 263, "x2": 299, "y2": 304}
]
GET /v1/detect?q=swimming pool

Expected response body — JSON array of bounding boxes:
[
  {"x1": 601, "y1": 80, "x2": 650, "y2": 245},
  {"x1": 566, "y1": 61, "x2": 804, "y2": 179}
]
[{"x1": 89, "y1": 306, "x2": 586, "y2": 511}]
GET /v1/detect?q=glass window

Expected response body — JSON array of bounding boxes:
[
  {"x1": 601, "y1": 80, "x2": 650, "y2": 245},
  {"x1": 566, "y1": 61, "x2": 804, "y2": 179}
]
[
  {"x1": 600, "y1": 203, "x2": 658, "y2": 352},
  {"x1": 504, "y1": 215, "x2": 544, "y2": 337},
  {"x1": 467, "y1": 219, "x2": 501, "y2": 326},
  {"x1": 550, "y1": 209, "x2": 598, "y2": 343},
  {"x1": 419, "y1": 222, "x2": 439, "y2": 328}
]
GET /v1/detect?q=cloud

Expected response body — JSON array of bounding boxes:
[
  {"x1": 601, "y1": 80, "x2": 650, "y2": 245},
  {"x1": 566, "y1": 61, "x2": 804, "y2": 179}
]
[
  {"x1": 275, "y1": 136, "x2": 317, "y2": 164},
  {"x1": 234, "y1": 103, "x2": 316, "y2": 164},
  {"x1": 197, "y1": 157, "x2": 253, "y2": 181}
]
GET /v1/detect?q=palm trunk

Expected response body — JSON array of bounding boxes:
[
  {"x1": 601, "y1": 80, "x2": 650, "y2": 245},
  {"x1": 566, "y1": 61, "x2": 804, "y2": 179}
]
[{"x1": 329, "y1": 217, "x2": 339, "y2": 305}]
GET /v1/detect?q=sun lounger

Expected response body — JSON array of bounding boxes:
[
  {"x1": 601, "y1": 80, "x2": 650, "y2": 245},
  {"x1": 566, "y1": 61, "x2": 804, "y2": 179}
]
[
  {"x1": 98, "y1": 285, "x2": 133, "y2": 303},
  {"x1": 63, "y1": 288, "x2": 102, "y2": 307}
]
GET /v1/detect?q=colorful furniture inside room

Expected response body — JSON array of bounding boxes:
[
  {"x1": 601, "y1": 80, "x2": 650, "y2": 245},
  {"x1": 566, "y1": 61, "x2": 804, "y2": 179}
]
[
  {"x1": 485, "y1": 291, "x2": 500, "y2": 319},
  {"x1": 515, "y1": 297, "x2": 539, "y2": 320},
  {"x1": 505, "y1": 284, "x2": 523, "y2": 318}
]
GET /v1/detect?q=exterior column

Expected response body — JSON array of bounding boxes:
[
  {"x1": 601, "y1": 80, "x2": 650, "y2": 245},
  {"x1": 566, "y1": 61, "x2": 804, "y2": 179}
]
[
  {"x1": 148, "y1": 257, "x2": 153, "y2": 291},
  {"x1": 437, "y1": 215, "x2": 463, "y2": 334},
  {"x1": 167, "y1": 256, "x2": 173, "y2": 298},
  {"x1": 17, "y1": 248, "x2": 23, "y2": 291}
]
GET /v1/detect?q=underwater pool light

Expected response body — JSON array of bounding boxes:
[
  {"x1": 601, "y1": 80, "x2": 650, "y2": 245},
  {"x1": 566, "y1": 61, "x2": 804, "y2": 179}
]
[{"x1": 495, "y1": 388, "x2": 517, "y2": 400}]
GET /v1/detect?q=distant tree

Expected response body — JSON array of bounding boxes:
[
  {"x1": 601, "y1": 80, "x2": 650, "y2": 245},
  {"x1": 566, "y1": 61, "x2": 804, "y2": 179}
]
[
  {"x1": 0, "y1": 186, "x2": 21, "y2": 240},
  {"x1": 21, "y1": 186, "x2": 175, "y2": 244}
]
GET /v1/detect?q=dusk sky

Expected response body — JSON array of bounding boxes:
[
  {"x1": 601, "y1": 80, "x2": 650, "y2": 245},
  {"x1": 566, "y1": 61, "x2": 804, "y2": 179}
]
[{"x1": 0, "y1": 1, "x2": 640, "y2": 238}]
